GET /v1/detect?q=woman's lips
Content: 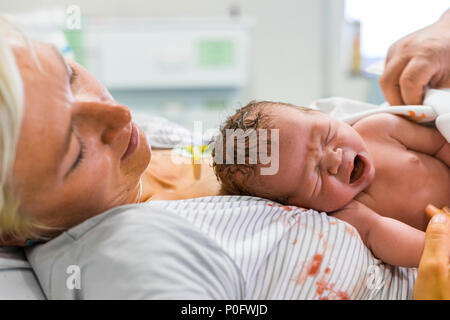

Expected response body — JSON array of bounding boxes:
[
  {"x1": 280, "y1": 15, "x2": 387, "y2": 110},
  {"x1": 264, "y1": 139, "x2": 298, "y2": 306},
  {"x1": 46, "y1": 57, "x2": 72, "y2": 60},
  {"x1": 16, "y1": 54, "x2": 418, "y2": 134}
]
[{"x1": 121, "y1": 122, "x2": 139, "y2": 161}]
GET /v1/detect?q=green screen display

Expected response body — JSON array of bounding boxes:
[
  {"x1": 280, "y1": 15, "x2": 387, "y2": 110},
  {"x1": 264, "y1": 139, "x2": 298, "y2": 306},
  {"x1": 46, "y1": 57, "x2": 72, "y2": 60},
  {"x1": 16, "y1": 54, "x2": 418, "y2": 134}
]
[{"x1": 197, "y1": 40, "x2": 235, "y2": 67}]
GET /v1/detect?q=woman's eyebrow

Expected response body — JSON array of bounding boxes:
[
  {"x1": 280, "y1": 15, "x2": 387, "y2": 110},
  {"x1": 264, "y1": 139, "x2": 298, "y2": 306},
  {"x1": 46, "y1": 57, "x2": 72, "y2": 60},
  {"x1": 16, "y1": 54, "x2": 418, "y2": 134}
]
[{"x1": 50, "y1": 45, "x2": 72, "y2": 82}]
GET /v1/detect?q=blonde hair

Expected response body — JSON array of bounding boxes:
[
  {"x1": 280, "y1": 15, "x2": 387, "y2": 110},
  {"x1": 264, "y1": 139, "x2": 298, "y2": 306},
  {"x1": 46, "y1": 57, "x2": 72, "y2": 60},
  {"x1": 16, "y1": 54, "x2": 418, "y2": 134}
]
[{"x1": 0, "y1": 17, "x2": 41, "y2": 240}]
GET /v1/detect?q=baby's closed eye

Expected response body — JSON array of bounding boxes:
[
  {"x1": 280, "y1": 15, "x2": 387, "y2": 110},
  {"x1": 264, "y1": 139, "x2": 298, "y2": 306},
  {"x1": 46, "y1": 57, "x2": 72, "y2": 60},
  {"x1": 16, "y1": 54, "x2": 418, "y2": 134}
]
[{"x1": 325, "y1": 123, "x2": 334, "y2": 145}]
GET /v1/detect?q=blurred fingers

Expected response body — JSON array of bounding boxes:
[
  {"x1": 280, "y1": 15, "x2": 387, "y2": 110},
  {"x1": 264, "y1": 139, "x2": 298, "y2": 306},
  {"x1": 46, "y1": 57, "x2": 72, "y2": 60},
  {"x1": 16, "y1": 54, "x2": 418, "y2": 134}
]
[
  {"x1": 421, "y1": 212, "x2": 450, "y2": 267},
  {"x1": 399, "y1": 57, "x2": 438, "y2": 105},
  {"x1": 379, "y1": 57, "x2": 410, "y2": 105},
  {"x1": 426, "y1": 204, "x2": 450, "y2": 219}
]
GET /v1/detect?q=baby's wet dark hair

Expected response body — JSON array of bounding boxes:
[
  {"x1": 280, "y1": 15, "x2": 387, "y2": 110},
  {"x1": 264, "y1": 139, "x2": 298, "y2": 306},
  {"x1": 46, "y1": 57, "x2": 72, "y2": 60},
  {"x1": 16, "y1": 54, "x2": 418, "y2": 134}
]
[{"x1": 211, "y1": 100, "x2": 313, "y2": 203}]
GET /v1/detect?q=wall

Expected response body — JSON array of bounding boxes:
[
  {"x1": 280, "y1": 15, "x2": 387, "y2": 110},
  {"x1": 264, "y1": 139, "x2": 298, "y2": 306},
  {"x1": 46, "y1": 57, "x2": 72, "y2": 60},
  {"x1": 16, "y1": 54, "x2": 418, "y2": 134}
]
[
  {"x1": 323, "y1": 0, "x2": 371, "y2": 102},
  {"x1": 1, "y1": 0, "x2": 326, "y2": 107}
]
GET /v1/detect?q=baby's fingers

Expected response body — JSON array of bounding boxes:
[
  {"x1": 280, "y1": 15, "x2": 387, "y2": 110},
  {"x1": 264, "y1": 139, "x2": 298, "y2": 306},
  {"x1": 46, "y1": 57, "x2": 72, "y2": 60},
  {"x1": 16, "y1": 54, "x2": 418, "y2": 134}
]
[{"x1": 399, "y1": 57, "x2": 437, "y2": 105}]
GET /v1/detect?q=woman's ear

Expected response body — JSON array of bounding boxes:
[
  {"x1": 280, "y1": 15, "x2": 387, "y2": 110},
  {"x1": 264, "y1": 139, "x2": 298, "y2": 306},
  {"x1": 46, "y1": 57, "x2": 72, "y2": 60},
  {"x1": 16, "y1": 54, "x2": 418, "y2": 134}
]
[{"x1": 0, "y1": 234, "x2": 27, "y2": 247}]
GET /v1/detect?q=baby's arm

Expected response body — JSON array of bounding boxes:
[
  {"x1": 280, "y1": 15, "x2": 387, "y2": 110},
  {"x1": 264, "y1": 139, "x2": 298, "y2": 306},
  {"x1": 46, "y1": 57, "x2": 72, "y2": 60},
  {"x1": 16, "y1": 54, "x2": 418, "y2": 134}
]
[
  {"x1": 386, "y1": 114, "x2": 449, "y2": 167},
  {"x1": 332, "y1": 200, "x2": 425, "y2": 267}
]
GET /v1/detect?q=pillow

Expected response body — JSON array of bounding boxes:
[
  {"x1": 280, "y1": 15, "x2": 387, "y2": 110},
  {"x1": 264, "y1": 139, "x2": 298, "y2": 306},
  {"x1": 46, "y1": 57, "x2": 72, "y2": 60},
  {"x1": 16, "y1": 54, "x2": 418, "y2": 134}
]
[
  {"x1": 132, "y1": 111, "x2": 216, "y2": 150},
  {"x1": 0, "y1": 247, "x2": 45, "y2": 299}
]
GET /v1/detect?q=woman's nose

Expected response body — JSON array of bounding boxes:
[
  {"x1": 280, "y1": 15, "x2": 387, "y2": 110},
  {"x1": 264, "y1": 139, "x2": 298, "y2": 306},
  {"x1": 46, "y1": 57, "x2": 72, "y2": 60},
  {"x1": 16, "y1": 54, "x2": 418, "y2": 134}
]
[
  {"x1": 325, "y1": 147, "x2": 343, "y2": 175},
  {"x1": 73, "y1": 100, "x2": 132, "y2": 145}
]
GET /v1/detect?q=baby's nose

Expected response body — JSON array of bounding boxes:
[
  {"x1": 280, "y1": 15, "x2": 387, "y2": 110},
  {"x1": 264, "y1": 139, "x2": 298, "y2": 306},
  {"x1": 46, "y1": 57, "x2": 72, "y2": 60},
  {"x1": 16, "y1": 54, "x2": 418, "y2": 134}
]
[{"x1": 327, "y1": 148, "x2": 342, "y2": 175}]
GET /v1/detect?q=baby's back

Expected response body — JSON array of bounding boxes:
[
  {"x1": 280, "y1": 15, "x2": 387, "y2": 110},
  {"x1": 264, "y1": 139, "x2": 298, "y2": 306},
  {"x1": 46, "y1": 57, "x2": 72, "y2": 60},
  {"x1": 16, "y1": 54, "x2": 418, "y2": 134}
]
[{"x1": 352, "y1": 114, "x2": 450, "y2": 231}]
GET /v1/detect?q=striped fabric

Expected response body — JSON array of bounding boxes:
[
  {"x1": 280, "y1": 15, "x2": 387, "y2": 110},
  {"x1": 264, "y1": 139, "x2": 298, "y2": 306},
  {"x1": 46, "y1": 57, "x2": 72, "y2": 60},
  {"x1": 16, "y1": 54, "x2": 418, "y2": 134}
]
[
  {"x1": 133, "y1": 112, "x2": 214, "y2": 149},
  {"x1": 146, "y1": 196, "x2": 417, "y2": 300}
]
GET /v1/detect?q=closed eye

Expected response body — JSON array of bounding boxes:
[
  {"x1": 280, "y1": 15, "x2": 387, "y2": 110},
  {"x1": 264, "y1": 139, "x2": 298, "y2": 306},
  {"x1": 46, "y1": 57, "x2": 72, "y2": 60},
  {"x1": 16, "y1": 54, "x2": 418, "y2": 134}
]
[
  {"x1": 311, "y1": 167, "x2": 321, "y2": 198},
  {"x1": 326, "y1": 123, "x2": 333, "y2": 144},
  {"x1": 69, "y1": 65, "x2": 78, "y2": 85},
  {"x1": 69, "y1": 134, "x2": 86, "y2": 174}
]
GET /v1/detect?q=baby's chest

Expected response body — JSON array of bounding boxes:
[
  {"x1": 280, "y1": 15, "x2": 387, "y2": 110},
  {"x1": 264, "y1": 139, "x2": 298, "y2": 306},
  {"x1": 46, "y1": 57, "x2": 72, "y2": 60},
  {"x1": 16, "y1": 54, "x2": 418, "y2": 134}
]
[
  {"x1": 371, "y1": 142, "x2": 424, "y2": 179},
  {"x1": 367, "y1": 139, "x2": 446, "y2": 188},
  {"x1": 359, "y1": 138, "x2": 450, "y2": 229}
]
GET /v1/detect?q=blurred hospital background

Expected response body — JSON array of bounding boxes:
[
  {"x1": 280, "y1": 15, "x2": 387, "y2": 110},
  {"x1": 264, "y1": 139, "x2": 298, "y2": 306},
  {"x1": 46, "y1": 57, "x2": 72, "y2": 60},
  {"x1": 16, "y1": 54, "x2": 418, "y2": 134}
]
[{"x1": 1, "y1": 0, "x2": 448, "y2": 130}]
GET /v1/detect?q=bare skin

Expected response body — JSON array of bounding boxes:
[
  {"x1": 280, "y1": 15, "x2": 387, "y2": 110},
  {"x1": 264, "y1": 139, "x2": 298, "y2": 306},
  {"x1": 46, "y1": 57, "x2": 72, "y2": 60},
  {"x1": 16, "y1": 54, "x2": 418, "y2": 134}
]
[
  {"x1": 351, "y1": 113, "x2": 450, "y2": 230},
  {"x1": 142, "y1": 149, "x2": 220, "y2": 202},
  {"x1": 3, "y1": 38, "x2": 219, "y2": 245},
  {"x1": 249, "y1": 107, "x2": 450, "y2": 267}
]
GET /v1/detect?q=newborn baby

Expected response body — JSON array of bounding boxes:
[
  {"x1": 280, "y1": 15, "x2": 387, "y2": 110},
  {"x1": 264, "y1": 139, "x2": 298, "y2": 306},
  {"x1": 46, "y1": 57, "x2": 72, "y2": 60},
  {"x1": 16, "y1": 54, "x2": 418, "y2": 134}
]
[{"x1": 212, "y1": 101, "x2": 450, "y2": 267}]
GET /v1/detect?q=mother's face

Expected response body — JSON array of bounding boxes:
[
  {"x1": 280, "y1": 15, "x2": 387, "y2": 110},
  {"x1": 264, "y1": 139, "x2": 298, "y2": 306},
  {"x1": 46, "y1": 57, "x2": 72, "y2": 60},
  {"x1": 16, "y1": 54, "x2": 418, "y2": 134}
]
[{"x1": 11, "y1": 39, "x2": 151, "y2": 234}]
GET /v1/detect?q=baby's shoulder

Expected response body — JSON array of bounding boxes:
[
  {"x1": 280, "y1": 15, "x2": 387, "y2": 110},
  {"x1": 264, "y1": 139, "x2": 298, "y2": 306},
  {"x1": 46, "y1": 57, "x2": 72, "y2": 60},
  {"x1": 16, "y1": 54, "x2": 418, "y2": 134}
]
[{"x1": 352, "y1": 113, "x2": 402, "y2": 138}]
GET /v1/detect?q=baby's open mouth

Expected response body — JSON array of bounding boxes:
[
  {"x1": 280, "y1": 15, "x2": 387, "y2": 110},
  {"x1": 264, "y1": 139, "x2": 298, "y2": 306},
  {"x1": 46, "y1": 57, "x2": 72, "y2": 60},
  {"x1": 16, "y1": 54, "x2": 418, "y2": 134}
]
[{"x1": 350, "y1": 155, "x2": 365, "y2": 184}]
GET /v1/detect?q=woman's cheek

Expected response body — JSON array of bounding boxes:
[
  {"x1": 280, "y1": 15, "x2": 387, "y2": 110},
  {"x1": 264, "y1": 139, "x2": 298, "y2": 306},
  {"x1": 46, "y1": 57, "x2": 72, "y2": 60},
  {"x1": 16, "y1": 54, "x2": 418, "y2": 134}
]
[{"x1": 80, "y1": 156, "x2": 114, "y2": 189}]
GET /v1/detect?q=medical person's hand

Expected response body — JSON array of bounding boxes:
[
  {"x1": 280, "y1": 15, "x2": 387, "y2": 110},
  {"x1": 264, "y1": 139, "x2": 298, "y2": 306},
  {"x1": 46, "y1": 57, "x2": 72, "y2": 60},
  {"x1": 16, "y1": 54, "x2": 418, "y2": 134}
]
[
  {"x1": 379, "y1": 9, "x2": 450, "y2": 106},
  {"x1": 414, "y1": 205, "x2": 450, "y2": 300}
]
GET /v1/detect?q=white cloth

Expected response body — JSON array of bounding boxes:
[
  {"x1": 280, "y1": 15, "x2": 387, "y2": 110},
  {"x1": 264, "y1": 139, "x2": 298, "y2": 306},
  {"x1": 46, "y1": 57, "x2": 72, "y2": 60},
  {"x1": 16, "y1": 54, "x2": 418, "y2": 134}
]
[
  {"x1": 150, "y1": 196, "x2": 416, "y2": 300},
  {"x1": 424, "y1": 89, "x2": 450, "y2": 142},
  {"x1": 133, "y1": 111, "x2": 215, "y2": 149},
  {"x1": 26, "y1": 196, "x2": 416, "y2": 300},
  {"x1": 0, "y1": 247, "x2": 45, "y2": 299},
  {"x1": 309, "y1": 89, "x2": 450, "y2": 142},
  {"x1": 26, "y1": 203, "x2": 244, "y2": 300}
]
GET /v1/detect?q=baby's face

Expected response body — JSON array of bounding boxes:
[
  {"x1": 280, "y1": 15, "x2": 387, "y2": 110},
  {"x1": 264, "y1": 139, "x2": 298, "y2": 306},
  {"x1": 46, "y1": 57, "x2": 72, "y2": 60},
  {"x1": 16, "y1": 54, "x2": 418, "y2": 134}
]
[{"x1": 261, "y1": 107, "x2": 375, "y2": 212}]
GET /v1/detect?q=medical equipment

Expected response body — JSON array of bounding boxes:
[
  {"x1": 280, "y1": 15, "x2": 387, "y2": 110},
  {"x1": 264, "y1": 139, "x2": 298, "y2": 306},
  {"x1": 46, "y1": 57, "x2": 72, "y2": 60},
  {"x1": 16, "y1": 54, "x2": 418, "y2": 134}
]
[{"x1": 82, "y1": 17, "x2": 253, "y2": 129}]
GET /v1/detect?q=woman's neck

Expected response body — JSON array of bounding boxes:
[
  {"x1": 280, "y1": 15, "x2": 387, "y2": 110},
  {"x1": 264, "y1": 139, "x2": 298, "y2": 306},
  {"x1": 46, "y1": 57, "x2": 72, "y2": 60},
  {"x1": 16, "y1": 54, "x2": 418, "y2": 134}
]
[{"x1": 139, "y1": 149, "x2": 221, "y2": 202}]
